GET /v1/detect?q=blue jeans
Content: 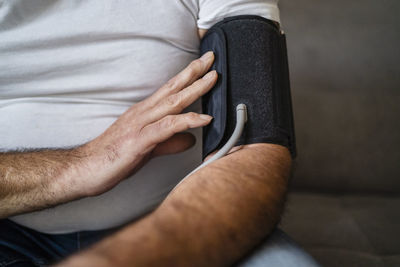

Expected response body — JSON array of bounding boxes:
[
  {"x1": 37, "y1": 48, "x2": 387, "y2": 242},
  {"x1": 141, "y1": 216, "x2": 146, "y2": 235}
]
[{"x1": 0, "y1": 220, "x2": 319, "y2": 267}]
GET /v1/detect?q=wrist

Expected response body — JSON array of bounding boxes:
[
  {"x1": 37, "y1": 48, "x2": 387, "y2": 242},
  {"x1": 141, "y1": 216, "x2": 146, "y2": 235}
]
[
  {"x1": 72, "y1": 140, "x2": 133, "y2": 197},
  {"x1": 70, "y1": 143, "x2": 106, "y2": 197},
  {"x1": 55, "y1": 145, "x2": 97, "y2": 199}
]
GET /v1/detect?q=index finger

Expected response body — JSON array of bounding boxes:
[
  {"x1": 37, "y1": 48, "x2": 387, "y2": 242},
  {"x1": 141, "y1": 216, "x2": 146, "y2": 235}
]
[{"x1": 142, "y1": 51, "x2": 215, "y2": 108}]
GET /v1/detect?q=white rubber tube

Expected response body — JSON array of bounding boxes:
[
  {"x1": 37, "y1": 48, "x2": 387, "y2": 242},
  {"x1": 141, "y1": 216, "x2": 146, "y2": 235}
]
[{"x1": 171, "y1": 104, "x2": 247, "y2": 190}]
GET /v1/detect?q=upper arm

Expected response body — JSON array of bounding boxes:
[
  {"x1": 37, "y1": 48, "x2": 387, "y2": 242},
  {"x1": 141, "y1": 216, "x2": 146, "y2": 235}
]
[
  {"x1": 198, "y1": 28, "x2": 208, "y2": 39},
  {"x1": 197, "y1": 1, "x2": 292, "y2": 159},
  {"x1": 196, "y1": 0, "x2": 280, "y2": 30},
  {"x1": 197, "y1": 0, "x2": 280, "y2": 39}
]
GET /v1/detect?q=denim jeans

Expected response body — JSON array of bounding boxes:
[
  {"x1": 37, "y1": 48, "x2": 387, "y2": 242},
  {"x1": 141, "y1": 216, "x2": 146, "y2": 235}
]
[{"x1": 0, "y1": 219, "x2": 320, "y2": 267}]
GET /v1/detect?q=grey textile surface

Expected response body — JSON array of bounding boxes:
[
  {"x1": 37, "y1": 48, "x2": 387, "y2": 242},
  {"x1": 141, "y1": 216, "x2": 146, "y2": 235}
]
[
  {"x1": 277, "y1": 0, "x2": 400, "y2": 266},
  {"x1": 281, "y1": 193, "x2": 400, "y2": 267},
  {"x1": 280, "y1": 0, "x2": 400, "y2": 193}
]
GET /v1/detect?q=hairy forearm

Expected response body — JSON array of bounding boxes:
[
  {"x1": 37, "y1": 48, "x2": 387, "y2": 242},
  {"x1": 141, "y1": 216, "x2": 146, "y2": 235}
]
[
  {"x1": 61, "y1": 143, "x2": 291, "y2": 267},
  {"x1": 0, "y1": 147, "x2": 88, "y2": 218},
  {"x1": 0, "y1": 54, "x2": 218, "y2": 220}
]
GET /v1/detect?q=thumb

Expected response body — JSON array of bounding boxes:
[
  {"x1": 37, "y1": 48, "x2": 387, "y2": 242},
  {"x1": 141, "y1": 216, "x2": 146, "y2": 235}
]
[{"x1": 152, "y1": 132, "x2": 196, "y2": 157}]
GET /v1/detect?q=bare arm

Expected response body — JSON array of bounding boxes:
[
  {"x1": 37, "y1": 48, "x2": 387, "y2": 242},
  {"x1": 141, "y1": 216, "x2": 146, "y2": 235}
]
[
  {"x1": 0, "y1": 52, "x2": 217, "y2": 219},
  {"x1": 0, "y1": 147, "x2": 89, "y2": 218},
  {"x1": 58, "y1": 26, "x2": 292, "y2": 266},
  {"x1": 60, "y1": 143, "x2": 291, "y2": 267},
  {"x1": 198, "y1": 28, "x2": 207, "y2": 39}
]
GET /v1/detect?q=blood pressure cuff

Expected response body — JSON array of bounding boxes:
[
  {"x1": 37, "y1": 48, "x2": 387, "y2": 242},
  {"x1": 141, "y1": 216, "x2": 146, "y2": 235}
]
[{"x1": 200, "y1": 15, "x2": 296, "y2": 159}]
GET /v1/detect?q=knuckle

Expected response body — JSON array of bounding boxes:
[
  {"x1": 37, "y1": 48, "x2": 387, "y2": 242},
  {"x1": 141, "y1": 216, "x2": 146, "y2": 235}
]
[
  {"x1": 188, "y1": 60, "x2": 202, "y2": 75},
  {"x1": 186, "y1": 112, "x2": 198, "y2": 120},
  {"x1": 165, "y1": 94, "x2": 182, "y2": 109},
  {"x1": 165, "y1": 77, "x2": 177, "y2": 90},
  {"x1": 186, "y1": 67, "x2": 196, "y2": 78},
  {"x1": 160, "y1": 115, "x2": 176, "y2": 129}
]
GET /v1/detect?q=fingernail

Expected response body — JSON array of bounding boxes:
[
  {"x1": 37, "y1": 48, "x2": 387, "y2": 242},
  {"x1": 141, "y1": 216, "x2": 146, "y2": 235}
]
[
  {"x1": 200, "y1": 51, "x2": 213, "y2": 62},
  {"x1": 200, "y1": 114, "x2": 213, "y2": 121},
  {"x1": 203, "y1": 70, "x2": 216, "y2": 80}
]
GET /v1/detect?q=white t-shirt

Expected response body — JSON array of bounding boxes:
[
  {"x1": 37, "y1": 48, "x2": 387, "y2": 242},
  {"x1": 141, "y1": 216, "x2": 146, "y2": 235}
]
[{"x1": 0, "y1": 0, "x2": 280, "y2": 233}]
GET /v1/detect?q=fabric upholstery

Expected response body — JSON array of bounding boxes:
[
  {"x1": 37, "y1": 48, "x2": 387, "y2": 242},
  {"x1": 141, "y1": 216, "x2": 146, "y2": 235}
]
[
  {"x1": 281, "y1": 193, "x2": 400, "y2": 267},
  {"x1": 280, "y1": 0, "x2": 400, "y2": 193},
  {"x1": 278, "y1": 0, "x2": 400, "y2": 266}
]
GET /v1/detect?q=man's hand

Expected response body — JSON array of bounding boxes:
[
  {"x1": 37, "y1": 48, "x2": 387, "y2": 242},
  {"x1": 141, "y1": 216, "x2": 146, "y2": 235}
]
[
  {"x1": 75, "y1": 51, "x2": 217, "y2": 196},
  {"x1": 0, "y1": 52, "x2": 217, "y2": 218}
]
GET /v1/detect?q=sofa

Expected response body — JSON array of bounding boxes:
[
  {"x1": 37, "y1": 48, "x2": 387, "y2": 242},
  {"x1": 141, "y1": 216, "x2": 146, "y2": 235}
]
[{"x1": 278, "y1": 1, "x2": 400, "y2": 266}]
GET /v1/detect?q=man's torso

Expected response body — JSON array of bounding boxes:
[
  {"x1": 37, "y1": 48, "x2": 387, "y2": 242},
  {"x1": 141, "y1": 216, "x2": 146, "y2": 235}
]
[{"x1": 0, "y1": 0, "x2": 279, "y2": 233}]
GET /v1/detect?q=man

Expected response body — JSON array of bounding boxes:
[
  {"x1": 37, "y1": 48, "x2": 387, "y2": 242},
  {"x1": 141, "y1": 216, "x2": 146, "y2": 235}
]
[{"x1": 0, "y1": 0, "x2": 319, "y2": 266}]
